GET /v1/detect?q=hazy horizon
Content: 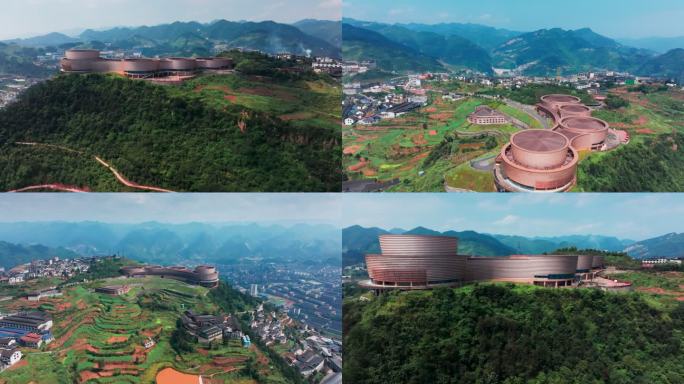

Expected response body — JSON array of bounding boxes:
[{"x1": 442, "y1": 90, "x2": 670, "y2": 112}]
[
  {"x1": 0, "y1": 0, "x2": 341, "y2": 40},
  {"x1": 343, "y1": 0, "x2": 684, "y2": 39},
  {"x1": 0, "y1": 194, "x2": 341, "y2": 225},
  {"x1": 342, "y1": 194, "x2": 684, "y2": 241}
]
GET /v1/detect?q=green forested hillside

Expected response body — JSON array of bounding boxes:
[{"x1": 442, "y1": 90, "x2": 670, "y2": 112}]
[
  {"x1": 293, "y1": 20, "x2": 342, "y2": 49},
  {"x1": 578, "y1": 134, "x2": 684, "y2": 192},
  {"x1": 0, "y1": 72, "x2": 341, "y2": 191},
  {"x1": 491, "y1": 28, "x2": 654, "y2": 76},
  {"x1": 0, "y1": 43, "x2": 55, "y2": 77},
  {"x1": 346, "y1": 23, "x2": 493, "y2": 74},
  {"x1": 638, "y1": 49, "x2": 684, "y2": 82},
  {"x1": 0, "y1": 241, "x2": 77, "y2": 270},
  {"x1": 344, "y1": 285, "x2": 684, "y2": 384},
  {"x1": 342, "y1": 24, "x2": 443, "y2": 73}
]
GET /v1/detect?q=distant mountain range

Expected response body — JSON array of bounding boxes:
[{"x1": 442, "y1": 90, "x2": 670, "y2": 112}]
[
  {"x1": 343, "y1": 225, "x2": 646, "y2": 266},
  {"x1": 0, "y1": 42, "x2": 56, "y2": 77},
  {"x1": 4, "y1": 32, "x2": 81, "y2": 47},
  {"x1": 623, "y1": 233, "x2": 684, "y2": 259},
  {"x1": 491, "y1": 27, "x2": 653, "y2": 76},
  {"x1": 0, "y1": 241, "x2": 77, "y2": 270},
  {"x1": 0, "y1": 222, "x2": 341, "y2": 267},
  {"x1": 398, "y1": 22, "x2": 520, "y2": 52},
  {"x1": 618, "y1": 36, "x2": 684, "y2": 54},
  {"x1": 342, "y1": 24, "x2": 443, "y2": 73},
  {"x1": 343, "y1": 20, "x2": 492, "y2": 74},
  {"x1": 3, "y1": 19, "x2": 341, "y2": 58},
  {"x1": 637, "y1": 48, "x2": 684, "y2": 83},
  {"x1": 342, "y1": 19, "x2": 684, "y2": 78},
  {"x1": 293, "y1": 19, "x2": 341, "y2": 49}
]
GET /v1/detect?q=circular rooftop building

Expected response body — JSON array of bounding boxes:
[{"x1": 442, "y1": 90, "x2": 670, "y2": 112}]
[
  {"x1": 362, "y1": 235, "x2": 465, "y2": 291},
  {"x1": 556, "y1": 116, "x2": 609, "y2": 150},
  {"x1": 541, "y1": 94, "x2": 582, "y2": 105},
  {"x1": 558, "y1": 104, "x2": 591, "y2": 117},
  {"x1": 592, "y1": 255, "x2": 605, "y2": 269},
  {"x1": 496, "y1": 130, "x2": 578, "y2": 192},
  {"x1": 64, "y1": 49, "x2": 101, "y2": 60}
]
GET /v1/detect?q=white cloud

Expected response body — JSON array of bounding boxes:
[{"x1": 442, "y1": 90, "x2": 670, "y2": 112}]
[{"x1": 494, "y1": 215, "x2": 520, "y2": 226}]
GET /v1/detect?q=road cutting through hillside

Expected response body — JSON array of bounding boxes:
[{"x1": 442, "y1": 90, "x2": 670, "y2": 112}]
[
  {"x1": 11, "y1": 142, "x2": 173, "y2": 192},
  {"x1": 8, "y1": 184, "x2": 90, "y2": 193},
  {"x1": 93, "y1": 156, "x2": 173, "y2": 192}
]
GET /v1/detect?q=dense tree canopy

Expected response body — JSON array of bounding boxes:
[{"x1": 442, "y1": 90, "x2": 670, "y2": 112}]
[
  {"x1": 578, "y1": 134, "x2": 684, "y2": 192},
  {"x1": 344, "y1": 285, "x2": 684, "y2": 384},
  {"x1": 0, "y1": 74, "x2": 340, "y2": 191}
]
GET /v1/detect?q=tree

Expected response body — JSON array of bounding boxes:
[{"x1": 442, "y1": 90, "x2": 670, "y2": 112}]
[{"x1": 605, "y1": 94, "x2": 630, "y2": 109}]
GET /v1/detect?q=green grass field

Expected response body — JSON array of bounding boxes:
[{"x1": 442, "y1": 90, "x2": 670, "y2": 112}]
[{"x1": 171, "y1": 74, "x2": 341, "y2": 131}]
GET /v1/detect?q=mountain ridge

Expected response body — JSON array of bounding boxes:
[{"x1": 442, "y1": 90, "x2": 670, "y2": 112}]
[{"x1": 342, "y1": 225, "x2": 652, "y2": 266}]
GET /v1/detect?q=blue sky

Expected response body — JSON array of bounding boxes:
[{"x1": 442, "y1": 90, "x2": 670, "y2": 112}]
[
  {"x1": 0, "y1": 194, "x2": 341, "y2": 225},
  {"x1": 344, "y1": 0, "x2": 684, "y2": 38},
  {"x1": 0, "y1": 193, "x2": 680, "y2": 240},
  {"x1": 0, "y1": 0, "x2": 341, "y2": 40},
  {"x1": 341, "y1": 194, "x2": 684, "y2": 240}
]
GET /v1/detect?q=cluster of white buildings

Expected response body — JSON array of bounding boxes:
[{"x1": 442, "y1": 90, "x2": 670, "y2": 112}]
[
  {"x1": 249, "y1": 303, "x2": 342, "y2": 381},
  {"x1": 251, "y1": 304, "x2": 290, "y2": 346},
  {"x1": 342, "y1": 60, "x2": 376, "y2": 75},
  {"x1": 312, "y1": 57, "x2": 342, "y2": 76},
  {"x1": 343, "y1": 76, "x2": 430, "y2": 126},
  {"x1": 1, "y1": 257, "x2": 91, "y2": 285},
  {"x1": 642, "y1": 258, "x2": 684, "y2": 268}
]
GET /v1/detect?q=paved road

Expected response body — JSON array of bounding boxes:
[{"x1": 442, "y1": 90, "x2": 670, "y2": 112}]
[
  {"x1": 470, "y1": 154, "x2": 497, "y2": 171},
  {"x1": 502, "y1": 98, "x2": 550, "y2": 129}
]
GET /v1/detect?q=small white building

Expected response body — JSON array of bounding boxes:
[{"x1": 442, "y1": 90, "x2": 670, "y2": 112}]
[
  {"x1": 0, "y1": 349, "x2": 21, "y2": 370},
  {"x1": 143, "y1": 338, "x2": 155, "y2": 349},
  {"x1": 344, "y1": 117, "x2": 356, "y2": 126}
]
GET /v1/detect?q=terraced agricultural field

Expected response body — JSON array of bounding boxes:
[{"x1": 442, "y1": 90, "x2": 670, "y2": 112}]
[
  {"x1": 344, "y1": 95, "x2": 520, "y2": 191},
  {"x1": 172, "y1": 74, "x2": 341, "y2": 132},
  {"x1": 0, "y1": 277, "x2": 283, "y2": 384}
]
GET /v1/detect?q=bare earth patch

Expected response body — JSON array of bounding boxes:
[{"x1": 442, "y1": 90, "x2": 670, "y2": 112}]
[{"x1": 107, "y1": 336, "x2": 128, "y2": 344}]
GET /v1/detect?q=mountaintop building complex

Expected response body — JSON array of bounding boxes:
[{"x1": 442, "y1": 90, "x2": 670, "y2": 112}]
[
  {"x1": 60, "y1": 49, "x2": 234, "y2": 81},
  {"x1": 494, "y1": 94, "x2": 627, "y2": 192},
  {"x1": 120, "y1": 265, "x2": 219, "y2": 288},
  {"x1": 360, "y1": 235, "x2": 618, "y2": 293}
]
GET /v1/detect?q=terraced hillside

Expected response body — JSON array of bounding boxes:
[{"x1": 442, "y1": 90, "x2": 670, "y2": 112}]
[
  {"x1": 0, "y1": 277, "x2": 287, "y2": 384},
  {"x1": 343, "y1": 89, "x2": 540, "y2": 192}
]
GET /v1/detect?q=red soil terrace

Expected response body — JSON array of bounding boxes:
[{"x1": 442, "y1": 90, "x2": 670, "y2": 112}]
[{"x1": 156, "y1": 368, "x2": 201, "y2": 384}]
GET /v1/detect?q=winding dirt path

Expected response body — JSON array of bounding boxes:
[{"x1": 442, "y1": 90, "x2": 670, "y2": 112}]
[
  {"x1": 94, "y1": 156, "x2": 172, "y2": 192},
  {"x1": 8, "y1": 184, "x2": 90, "y2": 193},
  {"x1": 11, "y1": 142, "x2": 173, "y2": 193}
]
